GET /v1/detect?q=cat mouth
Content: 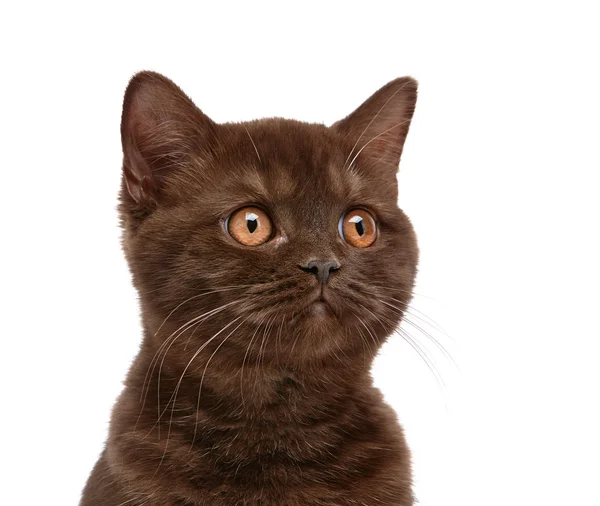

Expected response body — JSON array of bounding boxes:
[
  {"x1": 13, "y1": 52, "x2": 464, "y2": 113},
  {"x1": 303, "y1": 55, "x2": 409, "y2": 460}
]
[
  {"x1": 307, "y1": 289, "x2": 334, "y2": 312},
  {"x1": 303, "y1": 299, "x2": 331, "y2": 319},
  {"x1": 312, "y1": 298, "x2": 328, "y2": 309}
]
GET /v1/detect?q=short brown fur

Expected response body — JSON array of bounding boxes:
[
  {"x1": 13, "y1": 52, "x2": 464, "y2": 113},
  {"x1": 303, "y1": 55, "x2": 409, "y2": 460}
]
[{"x1": 81, "y1": 71, "x2": 419, "y2": 505}]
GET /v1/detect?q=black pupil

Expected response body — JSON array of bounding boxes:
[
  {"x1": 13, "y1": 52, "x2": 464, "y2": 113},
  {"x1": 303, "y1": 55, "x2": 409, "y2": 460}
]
[
  {"x1": 354, "y1": 218, "x2": 365, "y2": 236},
  {"x1": 247, "y1": 218, "x2": 258, "y2": 233}
]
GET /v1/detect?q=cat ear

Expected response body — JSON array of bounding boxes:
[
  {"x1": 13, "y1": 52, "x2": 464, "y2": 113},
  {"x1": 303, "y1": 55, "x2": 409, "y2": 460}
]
[
  {"x1": 332, "y1": 77, "x2": 418, "y2": 173},
  {"x1": 120, "y1": 71, "x2": 216, "y2": 206}
]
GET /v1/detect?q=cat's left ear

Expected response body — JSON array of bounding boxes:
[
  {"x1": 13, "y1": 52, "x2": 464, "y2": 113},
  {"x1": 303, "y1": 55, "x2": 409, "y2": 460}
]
[{"x1": 332, "y1": 77, "x2": 418, "y2": 174}]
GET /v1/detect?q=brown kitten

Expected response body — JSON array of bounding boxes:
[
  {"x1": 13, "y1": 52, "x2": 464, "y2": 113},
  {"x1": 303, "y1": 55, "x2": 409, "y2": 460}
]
[{"x1": 80, "y1": 71, "x2": 419, "y2": 506}]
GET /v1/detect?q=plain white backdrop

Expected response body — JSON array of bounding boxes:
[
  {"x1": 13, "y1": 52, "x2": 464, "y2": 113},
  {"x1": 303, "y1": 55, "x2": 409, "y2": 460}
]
[{"x1": 1, "y1": 2, "x2": 599, "y2": 505}]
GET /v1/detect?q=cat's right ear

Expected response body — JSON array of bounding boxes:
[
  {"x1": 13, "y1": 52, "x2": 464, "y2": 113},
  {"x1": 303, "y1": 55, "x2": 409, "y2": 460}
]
[{"x1": 120, "y1": 71, "x2": 216, "y2": 208}]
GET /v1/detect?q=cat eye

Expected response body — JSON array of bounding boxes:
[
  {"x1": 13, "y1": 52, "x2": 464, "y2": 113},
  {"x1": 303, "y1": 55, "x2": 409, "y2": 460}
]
[
  {"x1": 339, "y1": 208, "x2": 377, "y2": 248},
  {"x1": 227, "y1": 206, "x2": 273, "y2": 246}
]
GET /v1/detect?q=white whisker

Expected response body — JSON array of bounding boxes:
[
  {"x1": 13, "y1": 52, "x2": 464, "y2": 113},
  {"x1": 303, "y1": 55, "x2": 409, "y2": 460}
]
[
  {"x1": 240, "y1": 314, "x2": 267, "y2": 406},
  {"x1": 153, "y1": 314, "x2": 245, "y2": 475},
  {"x1": 191, "y1": 316, "x2": 250, "y2": 448}
]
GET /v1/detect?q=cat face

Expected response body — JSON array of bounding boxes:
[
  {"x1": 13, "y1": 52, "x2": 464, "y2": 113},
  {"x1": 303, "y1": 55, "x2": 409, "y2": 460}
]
[{"x1": 119, "y1": 72, "x2": 418, "y2": 364}]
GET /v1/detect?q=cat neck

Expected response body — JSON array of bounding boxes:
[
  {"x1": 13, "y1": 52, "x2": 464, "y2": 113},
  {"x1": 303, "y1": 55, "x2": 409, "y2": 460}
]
[{"x1": 127, "y1": 324, "x2": 375, "y2": 425}]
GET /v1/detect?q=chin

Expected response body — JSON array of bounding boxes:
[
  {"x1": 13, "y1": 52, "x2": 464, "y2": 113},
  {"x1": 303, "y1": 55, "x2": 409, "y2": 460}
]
[{"x1": 280, "y1": 303, "x2": 348, "y2": 358}]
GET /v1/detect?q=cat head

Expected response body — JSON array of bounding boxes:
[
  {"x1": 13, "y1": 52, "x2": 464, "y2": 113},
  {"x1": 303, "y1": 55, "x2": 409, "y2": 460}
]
[{"x1": 119, "y1": 71, "x2": 418, "y2": 365}]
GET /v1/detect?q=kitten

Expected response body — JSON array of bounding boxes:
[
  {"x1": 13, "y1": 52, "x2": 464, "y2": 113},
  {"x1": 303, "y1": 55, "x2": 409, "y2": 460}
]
[{"x1": 80, "y1": 71, "x2": 419, "y2": 506}]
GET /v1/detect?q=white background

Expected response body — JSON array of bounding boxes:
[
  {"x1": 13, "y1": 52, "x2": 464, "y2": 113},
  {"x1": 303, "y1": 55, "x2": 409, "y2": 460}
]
[{"x1": 1, "y1": 2, "x2": 599, "y2": 505}]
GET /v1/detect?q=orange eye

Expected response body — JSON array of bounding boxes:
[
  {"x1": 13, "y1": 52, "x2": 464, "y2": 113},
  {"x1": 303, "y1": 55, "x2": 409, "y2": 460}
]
[
  {"x1": 227, "y1": 206, "x2": 273, "y2": 246},
  {"x1": 339, "y1": 208, "x2": 377, "y2": 247}
]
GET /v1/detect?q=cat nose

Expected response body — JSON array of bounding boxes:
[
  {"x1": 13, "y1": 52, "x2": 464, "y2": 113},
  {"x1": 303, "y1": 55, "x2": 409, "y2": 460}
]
[{"x1": 299, "y1": 259, "x2": 340, "y2": 285}]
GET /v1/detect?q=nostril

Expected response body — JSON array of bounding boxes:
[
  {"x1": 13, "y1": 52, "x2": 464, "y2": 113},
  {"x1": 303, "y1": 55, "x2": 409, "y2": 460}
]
[
  {"x1": 300, "y1": 260, "x2": 341, "y2": 284},
  {"x1": 299, "y1": 264, "x2": 318, "y2": 275}
]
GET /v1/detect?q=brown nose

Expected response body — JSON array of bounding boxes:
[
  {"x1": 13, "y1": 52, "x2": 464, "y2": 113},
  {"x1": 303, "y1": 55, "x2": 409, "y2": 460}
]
[{"x1": 299, "y1": 260, "x2": 340, "y2": 284}]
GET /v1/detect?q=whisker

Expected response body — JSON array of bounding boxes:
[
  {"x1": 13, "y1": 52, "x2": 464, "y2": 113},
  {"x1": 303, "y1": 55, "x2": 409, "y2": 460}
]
[
  {"x1": 354, "y1": 310, "x2": 379, "y2": 354},
  {"x1": 352, "y1": 313, "x2": 375, "y2": 358},
  {"x1": 153, "y1": 286, "x2": 250, "y2": 338},
  {"x1": 137, "y1": 299, "x2": 241, "y2": 431},
  {"x1": 366, "y1": 284, "x2": 440, "y2": 302},
  {"x1": 153, "y1": 314, "x2": 245, "y2": 475},
  {"x1": 155, "y1": 302, "x2": 238, "y2": 435},
  {"x1": 404, "y1": 306, "x2": 450, "y2": 339},
  {"x1": 395, "y1": 326, "x2": 447, "y2": 391},
  {"x1": 403, "y1": 316, "x2": 457, "y2": 368},
  {"x1": 160, "y1": 315, "x2": 245, "y2": 423},
  {"x1": 358, "y1": 301, "x2": 448, "y2": 395},
  {"x1": 240, "y1": 314, "x2": 267, "y2": 406},
  {"x1": 191, "y1": 315, "x2": 250, "y2": 448},
  {"x1": 376, "y1": 293, "x2": 450, "y2": 337},
  {"x1": 377, "y1": 299, "x2": 456, "y2": 365},
  {"x1": 140, "y1": 288, "x2": 250, "y2": 405},
  {"x1": 258, "y1": 315, "x2": 276, "y2": 373},
  {"x1": 275, "y1": 316, "x2": 285, "y2": 368}
]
